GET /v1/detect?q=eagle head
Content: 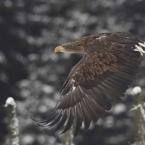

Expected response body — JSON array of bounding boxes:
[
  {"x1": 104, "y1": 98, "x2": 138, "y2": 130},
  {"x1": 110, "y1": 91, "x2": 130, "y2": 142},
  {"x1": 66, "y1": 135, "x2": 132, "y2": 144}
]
[{"x1": 54, "y1": 37, "x2": 87, "y2": 54}]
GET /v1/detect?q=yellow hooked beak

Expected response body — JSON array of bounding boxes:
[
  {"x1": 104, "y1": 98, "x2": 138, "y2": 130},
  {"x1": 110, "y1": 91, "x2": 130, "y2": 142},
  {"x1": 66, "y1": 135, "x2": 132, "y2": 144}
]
[{"x1": 54, "y1": 46, "x2": 65, "y2": 53}]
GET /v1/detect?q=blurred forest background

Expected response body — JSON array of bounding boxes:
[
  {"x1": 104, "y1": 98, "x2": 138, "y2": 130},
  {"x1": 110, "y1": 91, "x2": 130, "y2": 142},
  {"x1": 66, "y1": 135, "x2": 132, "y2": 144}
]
[{"x1": 0, "y1": 0, "x2": 145, "y2": 145}]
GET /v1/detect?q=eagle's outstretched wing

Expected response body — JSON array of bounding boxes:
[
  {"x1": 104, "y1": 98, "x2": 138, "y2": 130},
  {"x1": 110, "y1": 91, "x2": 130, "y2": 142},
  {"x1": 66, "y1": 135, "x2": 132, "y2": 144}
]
[{"x1": 32, "y1": 32, "x2": 145, "y2": 136}]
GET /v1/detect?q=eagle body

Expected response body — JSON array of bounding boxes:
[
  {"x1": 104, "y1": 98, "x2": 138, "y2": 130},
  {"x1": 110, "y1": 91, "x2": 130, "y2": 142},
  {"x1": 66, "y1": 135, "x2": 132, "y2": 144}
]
[{"x1": 33, "y1": 32, "x2": 145, "y2": 135}]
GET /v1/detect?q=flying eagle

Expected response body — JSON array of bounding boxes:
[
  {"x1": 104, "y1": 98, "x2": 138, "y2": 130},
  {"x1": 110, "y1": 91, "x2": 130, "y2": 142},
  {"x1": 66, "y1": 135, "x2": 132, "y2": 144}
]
[{"x1": 32, "y1": 32, "x2": 145, "y2": 136}]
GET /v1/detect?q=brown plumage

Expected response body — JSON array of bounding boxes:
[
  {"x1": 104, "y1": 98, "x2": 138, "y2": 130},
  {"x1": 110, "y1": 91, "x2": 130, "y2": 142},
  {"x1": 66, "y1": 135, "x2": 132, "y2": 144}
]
[{"x1": 32, "y1": 32, "x2": 145, "y2": 136}]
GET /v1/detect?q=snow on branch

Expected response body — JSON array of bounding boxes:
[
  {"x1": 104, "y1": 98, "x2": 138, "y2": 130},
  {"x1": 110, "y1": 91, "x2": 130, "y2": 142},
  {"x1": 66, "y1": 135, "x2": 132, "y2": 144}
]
[
  {"x1": 62, "y1": 126, "x2": 75, "y2": 145},
  {"x1": 131, "y1": 104, "x2": 145, "y2": 121},
  {"x1": 131, "y1": 86, "x2": 145, "y2": 145},
  {"x1": 131, "y1": 86, "x2": 142, "y2": 96},
  {"x1": 5, "y1": 97, "x2": 19, "y2": 145}
]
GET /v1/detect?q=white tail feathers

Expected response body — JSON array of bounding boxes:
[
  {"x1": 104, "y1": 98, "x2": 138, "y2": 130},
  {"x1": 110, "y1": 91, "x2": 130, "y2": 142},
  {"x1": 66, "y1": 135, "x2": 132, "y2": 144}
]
[{"x1": 134, "y1": 42, "x2": 145, "y2": 56}]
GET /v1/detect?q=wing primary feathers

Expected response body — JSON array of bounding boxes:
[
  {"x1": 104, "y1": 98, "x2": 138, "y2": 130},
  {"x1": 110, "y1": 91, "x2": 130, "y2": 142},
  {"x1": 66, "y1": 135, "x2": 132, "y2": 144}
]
[
  {"x1": 37, "y1": 104, "x2": 59, "y2": 118},
  {"x1": 75, "y1": 87, "x2": 84, "y2": 102},
  {"x1": 87, "y1": 87, "x2": 112, "y2": 110},
  {"x1": 69, "y1": 92, "x2": 75, "y2": 107},
  {"x1": 98, "y1": 85, "x2": 121, "y2": 101},
  {"x1": 37, "y1": 115, "x2": 60, "y2": 127},
  {"x1": 36, "y1": 113, "x2": 61, "y2": 128},
  {"x1": 83, "y1": 97, "x2": 99, "y2": 122},
  {"x1": 80, "y1": 100, "x2": 91, "y2": 131},
  {"x1": 32, "y1": 111, "x2": 59, "y2": 125},
  {"x1": 76, "y1": 86, "x2": 96, "y2": 122},
  {"x1": 61, "y1": 79, "x2": 73, "y2": 95},
  {"x1": 74, "y1": 103, "x2": 83, "y2": 136},
  {"x1": 54, "y1": 110, "x2": 68, "y2": 131},
  {"x1": 106, "y1": 77, "x2": 128, "y2": 90},
  {"x1": 114, "y1": 73, "x2": 134, "y2": 84},
  {"x1": 59, "y1": 95, "x2": 67, "y2": 109},
  {"x1": 103, "y1": 79, "x2": 125, "y2": 93},
  {"x1": 64, "y1": 94, "x2": 70, "y2": 108},
  {"x1": 47, "y1": 111, "x2": 62, "y2": 126},
  {"x1": 99, "y1": 73, "x2": 127, "y2": 91},
  {"x1": 101, "y1": 82, "x2": 124, "y2": 98},
  {"x1": 117, "y1": 71, "x2": 136, "y2": 80},
  {"x1": 110, "y1": 75, "x2": 131, "y2": 85},
  {"x1": 83, "y1": 91, "x2": 105, "y2": 117},
  {"x1": 120, "y1": 67, "x2": 137, "y2": 76},
  {"x1": 61, "y1": 108, "x2": 74, "y2": 134},
  {"x1": 88, "y1": 88, "x2": 110, "y2": 110}
]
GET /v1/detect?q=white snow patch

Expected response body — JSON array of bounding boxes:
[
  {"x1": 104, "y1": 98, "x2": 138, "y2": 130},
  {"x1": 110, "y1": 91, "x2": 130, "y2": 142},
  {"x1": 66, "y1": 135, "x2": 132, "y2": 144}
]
[
  {"x1": 38, "y1": 105, "x2": 48, "y2": 113},
  {"x1": 104, "y1": 116, "x2": 114, "y2": 128},
  {"x1": 113, "y1": 103, "x2": 127, "y2": 114},
  {"x1": 21, "y1": 135, "x2": 34, "y2": 144},
  {"x1": 5, "y1": 97, "x2": 16, "y2": 108},
  {"x1": 131, "y1": 86, "x2": 142, "y2": 96},
  {"x1": 42, "y1": 85, "x2": 53, "y2": 94}
]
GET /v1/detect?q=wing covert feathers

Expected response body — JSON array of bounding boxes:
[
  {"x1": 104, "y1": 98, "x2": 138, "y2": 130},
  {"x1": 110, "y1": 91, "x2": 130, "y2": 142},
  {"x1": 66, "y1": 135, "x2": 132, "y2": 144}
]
[{"x1": 32, "y1": 32, "x2": 145, "y2": 135}]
